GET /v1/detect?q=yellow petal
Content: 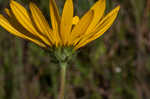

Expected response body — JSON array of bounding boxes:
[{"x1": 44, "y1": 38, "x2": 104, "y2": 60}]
[
  {"x1": 75, "y1": 5, "x2": 120, "y2": 49},
  {"x1": 60, "y1": 0, "x2": 73, "y2": 45},
  {"x1": 85, "y1": 0, "x2": 106, "y2": 35},
  {"x1": 0, "y1": 14, "x2": 46, "y2": 47},
  {"x1": 29, "y1": 2, "x2": 54, "y2": 44},
  {"x1": 94, "y1": 5, "x2": 120, "y2": 35},
  {"x1": 49, "y1": 0, "x2": 61, "y2": 46},
  {"x1": 10, "y1": 1, "x2": 51, "y2": 46},
  {"x1": 4, "y1": 8, "x2": 43, "y2": 43},
  {"x1": 70, "y1": 10, "x2": 94, "y2": 45},
  {"x1": 4, "y1": 8, "x2": 12, "y2": 17},
  {"x1": 72, "y1": 16, "x2": 79, "y2": 25}
]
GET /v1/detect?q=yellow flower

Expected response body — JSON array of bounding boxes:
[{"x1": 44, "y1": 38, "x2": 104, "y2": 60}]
[{"x1": 0, "y1": 0, "x2": 120, "y2": 50}]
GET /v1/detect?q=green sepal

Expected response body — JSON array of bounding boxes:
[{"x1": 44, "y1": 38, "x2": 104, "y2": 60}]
[{"x1": 48, "y1": 46, "x2": 75, "y2": 67}]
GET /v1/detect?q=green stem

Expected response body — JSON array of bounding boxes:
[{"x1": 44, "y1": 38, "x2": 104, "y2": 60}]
[{"x1": 58, "y1": 62, "x2": 67, "y2": 99}]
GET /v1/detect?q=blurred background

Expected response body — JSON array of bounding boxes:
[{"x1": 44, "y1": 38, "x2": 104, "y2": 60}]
[{"x1": 0, "y1": 0, "x2": 150, "y2": 99}]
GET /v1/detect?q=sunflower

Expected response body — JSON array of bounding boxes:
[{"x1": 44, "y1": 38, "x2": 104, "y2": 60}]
[
  {"x1": 0, "y1": 0, "x2": 120, "y2": 51},
  {"x1": 0, "y1": 1, "x2": 120, "y2": 98}
]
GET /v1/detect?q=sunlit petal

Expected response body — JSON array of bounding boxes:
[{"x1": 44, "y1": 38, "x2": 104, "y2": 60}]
[
  {"x1": 60, "y1": 0, "x2": 73, "y2": 45},
  {"x1": 10, "y1": 1, "x2": 51, "y2": 46},
  {"x1": 85, "y1": 0, "x2": 106, "y2": 35},
  {"x1": 70, "y1": 10, "x2": 94, "y2": 45},
  {"x1": 29, "y1": 2, "x2": 54, "y2": 44},
  {"x1": 0, "y1": 14, "x2": 46, "y2": 47},
  {"x1": 72, "y1": 16, "x2": 79, "y2": 25},
  {"x1": 49, "y1": 0, "x2": 61, "y2": 46},
  {"x1": 75, "y1": 6, "x2": 120, "y2": 49}
]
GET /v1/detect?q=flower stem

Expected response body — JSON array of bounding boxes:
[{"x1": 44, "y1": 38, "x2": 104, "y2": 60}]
[{"x1": 58, "y1": 62, "x2": 67, "y2": 99}]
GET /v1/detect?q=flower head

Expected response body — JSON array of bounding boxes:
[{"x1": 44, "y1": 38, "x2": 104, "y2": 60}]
[{"x1": 0, "y1": 0, "x2": 120, "y2": 50}]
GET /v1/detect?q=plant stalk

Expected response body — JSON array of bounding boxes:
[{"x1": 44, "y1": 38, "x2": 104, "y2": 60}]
[{"x1": 58, "y1": 62, "x2": 67, "y2": 99}]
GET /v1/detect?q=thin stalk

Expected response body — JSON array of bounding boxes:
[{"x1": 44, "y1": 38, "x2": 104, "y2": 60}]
[{"x1": 58, "y1": 62, "x2": 67, "y2": 99}]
